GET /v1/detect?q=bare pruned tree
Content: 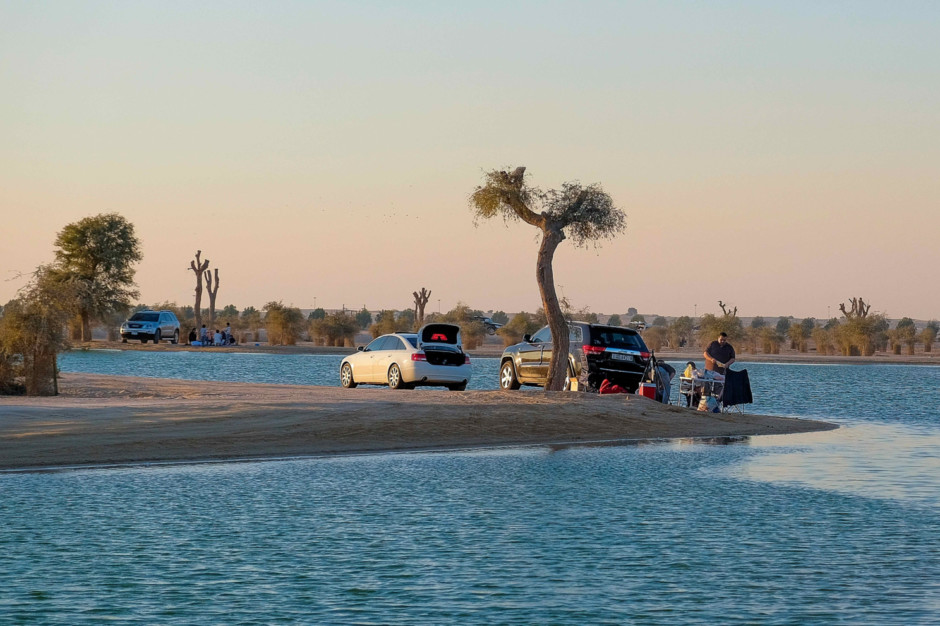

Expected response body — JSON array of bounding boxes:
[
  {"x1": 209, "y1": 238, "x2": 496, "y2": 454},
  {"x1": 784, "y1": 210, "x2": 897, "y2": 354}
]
[
  {"x1": 189, "y1": 251, "x2": 209, "y2": 331},
  {"x1": 204, "y1": 267, "x2": 219, "y2": 327},
  {"x1": 718, "y1": 301, "x2": 738, "y2": 318},
  {"x1": 839, "y1": 297, "x2": 871, "y2": 319},
  {"x1": 471, "y1": 166, "x2": 625, "y2": 390},
  {"x1": 413, "y1": 288, "x2": 431, "y2": 329}
]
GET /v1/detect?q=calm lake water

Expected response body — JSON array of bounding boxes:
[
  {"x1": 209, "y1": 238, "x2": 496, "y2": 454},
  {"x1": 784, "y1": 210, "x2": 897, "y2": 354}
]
[{"x1": 1, "y1": 351, "x2": 938, "y2": 624}]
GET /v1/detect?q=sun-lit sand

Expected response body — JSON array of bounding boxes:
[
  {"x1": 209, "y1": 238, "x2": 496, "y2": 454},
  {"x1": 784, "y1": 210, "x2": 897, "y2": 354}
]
[{"x1": 0, "y1": 372, "x2": 836, "y2": 471}]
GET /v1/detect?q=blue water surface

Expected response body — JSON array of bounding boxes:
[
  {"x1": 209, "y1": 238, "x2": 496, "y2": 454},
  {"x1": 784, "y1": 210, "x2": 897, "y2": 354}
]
[{"x1": 0, "y1": 352, "x2": 938, "y2": 624}]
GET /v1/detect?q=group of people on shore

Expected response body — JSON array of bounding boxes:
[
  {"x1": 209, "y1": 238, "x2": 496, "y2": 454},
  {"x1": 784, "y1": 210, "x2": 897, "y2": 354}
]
[{"x1": 188, "y1": 323, "x2": 236, "y2": 347}]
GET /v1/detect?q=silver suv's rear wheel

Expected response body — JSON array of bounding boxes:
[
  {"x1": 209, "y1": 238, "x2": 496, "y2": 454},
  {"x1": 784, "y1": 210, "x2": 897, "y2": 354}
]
[
  {"x1": 171, "y1": 329, "x2": 179, "y2": 344},
  {"x1": 153, "y1": 330, "x2": 161, "y2": 344}
]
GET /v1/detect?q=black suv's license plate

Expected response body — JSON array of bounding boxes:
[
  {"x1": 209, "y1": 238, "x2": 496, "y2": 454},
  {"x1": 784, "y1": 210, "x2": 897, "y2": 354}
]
[{"x1": 611, "y1": 353, "x2": 631, "y2": 361}]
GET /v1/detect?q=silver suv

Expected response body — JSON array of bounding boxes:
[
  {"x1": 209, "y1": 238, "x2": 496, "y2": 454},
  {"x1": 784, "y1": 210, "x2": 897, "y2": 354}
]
[{"x1": 120, "y1": 310, "x2": 181, "y2": 344}]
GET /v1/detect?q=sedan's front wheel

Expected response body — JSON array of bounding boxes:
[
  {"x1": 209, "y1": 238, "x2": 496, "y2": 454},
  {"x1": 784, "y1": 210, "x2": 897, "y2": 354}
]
[
  {"x1": 340, "y1": 363, "x2": 357, "y2": 388},
  {"x1": 500, "y1": 361, "x2": 521, "y2": 390},
  {"x1": 388, "y1": 364, "x2": 410, "y2": 390}
]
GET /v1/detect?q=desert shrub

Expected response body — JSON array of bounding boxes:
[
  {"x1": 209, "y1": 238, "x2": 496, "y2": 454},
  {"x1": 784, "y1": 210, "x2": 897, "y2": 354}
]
[
  {"x1": 812, "y1": 327, "x2": 833, "y2": 355},
  {"x1": 263, "y1": 301, "x2": 306, "y2": 345},
  {"x1": 497, "y1": 312, "x2": 541, "y2": 347},
  {"x1": 310, "y1": 311, "x2": 359, "y2": 347},
  {"x1": 642, "y1": 326, "x2": 667, "y2": 352}
]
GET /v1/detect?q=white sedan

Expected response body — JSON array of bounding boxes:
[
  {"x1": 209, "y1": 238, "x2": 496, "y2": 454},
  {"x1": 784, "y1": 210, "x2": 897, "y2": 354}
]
[{"x1": 340, "y1": 323, "x2": 472, "y2": 391}]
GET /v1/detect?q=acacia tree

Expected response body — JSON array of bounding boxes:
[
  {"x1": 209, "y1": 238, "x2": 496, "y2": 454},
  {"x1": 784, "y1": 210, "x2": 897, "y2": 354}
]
[
  {"x1": 189, "y1": 251, "x2": 210, "y2": 331},
  {"x1": 0, "y1": 266, "x2": 74, "y2": 395},
  {"x1": 471, "y1": 167, "x2": 625, "y2": 390},
  {"x1": 53, "y1": 213, "x2": 142, "y2": 341}
]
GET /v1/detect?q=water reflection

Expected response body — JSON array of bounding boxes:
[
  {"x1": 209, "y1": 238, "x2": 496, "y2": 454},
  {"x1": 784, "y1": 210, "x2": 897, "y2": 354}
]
[{"x1": 727, "y1": 424, "x2": 940, "y2": 507}]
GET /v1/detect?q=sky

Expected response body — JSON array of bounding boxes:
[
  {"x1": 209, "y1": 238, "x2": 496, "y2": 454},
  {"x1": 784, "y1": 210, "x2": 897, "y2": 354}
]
[{"x1": 2, "y1": 1, "x2": 938, "y2": 320}]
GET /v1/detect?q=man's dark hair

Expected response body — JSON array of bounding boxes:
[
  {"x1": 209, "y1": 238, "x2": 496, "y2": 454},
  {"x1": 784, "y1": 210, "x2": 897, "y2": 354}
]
[{"x1": 719, "y1": 332, "x2": 728, "y2": 338}]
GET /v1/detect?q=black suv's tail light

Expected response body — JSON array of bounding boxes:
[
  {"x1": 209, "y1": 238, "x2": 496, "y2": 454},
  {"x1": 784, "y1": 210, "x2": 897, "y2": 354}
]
[{"x1": 583, "y1": 345, "x2": 606, "y2": 354}]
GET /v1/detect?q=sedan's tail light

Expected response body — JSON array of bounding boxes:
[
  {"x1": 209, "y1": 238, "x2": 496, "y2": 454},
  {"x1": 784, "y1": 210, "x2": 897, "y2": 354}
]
[
  {"x1": 464, "y1": 354, "x2": 471, "y2": 364},
  {"x1": 411, "y1": 352, "x2": 427, "y2": 361},
  {"x1": 583, "y1": 345, "x2": 606, "y2": 354}
]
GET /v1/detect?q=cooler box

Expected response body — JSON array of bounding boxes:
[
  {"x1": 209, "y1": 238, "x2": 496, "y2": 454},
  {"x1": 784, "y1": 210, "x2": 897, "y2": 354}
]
[{"x1": 637, "y1": 383, "x2": 656, "y2": 399}]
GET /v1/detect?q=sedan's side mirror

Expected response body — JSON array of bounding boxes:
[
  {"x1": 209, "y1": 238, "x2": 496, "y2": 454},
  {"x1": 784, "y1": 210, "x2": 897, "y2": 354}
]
[
  {"x1": 522, "y1": 334, "x2": 532, "y2": 343},
  {"x1": 357, "y1": 346, "x2": 364, "y2": 351}
]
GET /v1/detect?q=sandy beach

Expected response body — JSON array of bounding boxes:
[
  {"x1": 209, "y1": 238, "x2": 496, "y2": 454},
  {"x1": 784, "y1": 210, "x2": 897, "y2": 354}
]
[{"x1": 0, "y1": 372, "x2": 837, "y2": 471}]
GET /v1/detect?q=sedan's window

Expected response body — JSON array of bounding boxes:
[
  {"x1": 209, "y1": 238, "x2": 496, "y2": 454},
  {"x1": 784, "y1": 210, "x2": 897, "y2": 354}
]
[
  {"x1": 405, "y1": 337, "x2": 418, "y2": 348},
  {"x1": 365, "y1": 337, "x2": 385, "y2": 352},
  {"x1": 532, "y1": 327, "x2": 552, "y2": 343},
  {"x1": 385, "y1": 337, "x2": 405, "y2": 351}
]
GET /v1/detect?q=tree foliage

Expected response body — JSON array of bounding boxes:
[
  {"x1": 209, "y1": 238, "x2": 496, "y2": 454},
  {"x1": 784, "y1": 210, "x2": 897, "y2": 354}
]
[
  {"x1": 471, "y1": 167, "x2": 625, "y2": 390},
  {"x1": 0, "y1": 267, "x2": 74, "y2": 395},
  {"x1": 53, "y1": 213, "x2": 142, "y2": 341},
  {"x1": 310, "y1": 311, "x2": 360, "y2": 347},
  {"x1": 263, "y1": 301, "x2": 306, "y2": 345},
  {"x1": 497, "y1": 312, "x2": 542, "y2": 347}
]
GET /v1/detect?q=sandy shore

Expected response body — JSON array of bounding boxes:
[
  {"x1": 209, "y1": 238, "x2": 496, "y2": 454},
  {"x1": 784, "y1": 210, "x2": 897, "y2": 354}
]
[{"x1": 0, "y1": 373, "x2": 836, "y2": 471}]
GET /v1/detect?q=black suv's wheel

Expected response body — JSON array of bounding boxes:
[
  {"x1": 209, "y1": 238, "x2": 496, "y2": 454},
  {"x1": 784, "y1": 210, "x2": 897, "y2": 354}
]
[
  {"x1": 500, "y1": 361, "x2": 521, "y2": 390},
  {"x1": 340, "y1": 363, "x2": 357, "y2": 388},
  {"x1": 171, "y1": 329, "x2": 179, "y2": 345},
  {"x1": 388, "y1": 364, "x2": 410, "y2": 389}
]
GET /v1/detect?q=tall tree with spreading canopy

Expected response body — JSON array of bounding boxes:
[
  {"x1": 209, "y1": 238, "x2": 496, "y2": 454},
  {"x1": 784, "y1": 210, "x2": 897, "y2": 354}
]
[
  {"x1": 189, "y1": 251, "x2": 210, "y2": 331},
  {"x1": 53, "y1": 213, "x2": 142, "y2": 341},
  {"x1": 471, "y1": 166, "x2": 625, "y2": 390}
]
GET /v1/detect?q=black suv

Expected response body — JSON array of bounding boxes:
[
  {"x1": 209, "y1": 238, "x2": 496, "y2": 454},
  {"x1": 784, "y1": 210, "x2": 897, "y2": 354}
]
[{"x1": 499, "y1": 321, "x2": 650, "y2": 391}]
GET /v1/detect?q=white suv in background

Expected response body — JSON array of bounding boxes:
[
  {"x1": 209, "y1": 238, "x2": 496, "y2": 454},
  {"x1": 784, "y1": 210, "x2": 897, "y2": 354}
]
[{"x1": 120, "y1": 310, "x2": 181, "y2": 344}]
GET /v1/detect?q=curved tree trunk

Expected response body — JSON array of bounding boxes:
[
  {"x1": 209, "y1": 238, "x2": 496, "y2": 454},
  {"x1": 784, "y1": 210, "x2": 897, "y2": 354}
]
[{"x1": 536, "y1": 226, "x2": 569, "y2": 391}]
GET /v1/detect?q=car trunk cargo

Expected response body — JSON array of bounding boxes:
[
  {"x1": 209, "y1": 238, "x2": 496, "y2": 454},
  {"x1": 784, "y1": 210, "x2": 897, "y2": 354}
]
[
  {"x1": 424, "y1": 348, "x2": 465, "y2": 366},
  {"x1": 418, "y1": 323, "x2": 466, "y2": 367}
]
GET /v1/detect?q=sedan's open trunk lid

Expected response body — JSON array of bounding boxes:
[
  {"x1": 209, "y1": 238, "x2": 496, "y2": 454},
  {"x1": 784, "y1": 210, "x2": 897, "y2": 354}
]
[{"x1": 417, "y1": 323, "x2": 465, "y2": 366}]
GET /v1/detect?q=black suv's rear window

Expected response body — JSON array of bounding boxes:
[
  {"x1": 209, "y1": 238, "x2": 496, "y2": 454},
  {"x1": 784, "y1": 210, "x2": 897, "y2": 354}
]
[
  {"x1": 130, "y1": 313, "x2": 159, "y2": 322},
  {"x1": 590, "y1": 328, "x2": 645, "y2": 350}
]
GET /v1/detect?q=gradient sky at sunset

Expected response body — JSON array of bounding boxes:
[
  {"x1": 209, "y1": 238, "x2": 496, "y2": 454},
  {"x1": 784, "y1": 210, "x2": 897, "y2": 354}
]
[{"x1": 3, "y1": 1, "x2": 938, "y2": 320}]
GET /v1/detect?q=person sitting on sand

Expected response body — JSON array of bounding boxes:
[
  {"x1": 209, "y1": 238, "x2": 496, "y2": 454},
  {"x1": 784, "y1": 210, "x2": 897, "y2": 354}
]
[
  {"x1": 188, "y1": 328, "x2": 197, "y2": 345},
  {"x1": 213, "y1": 329, "x2": 223, "y2": 346}
]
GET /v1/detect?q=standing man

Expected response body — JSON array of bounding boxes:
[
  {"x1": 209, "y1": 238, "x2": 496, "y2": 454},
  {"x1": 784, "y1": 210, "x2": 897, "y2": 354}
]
[{"x1": 704, "y1": 332, "x2": 736, "y2": 375}]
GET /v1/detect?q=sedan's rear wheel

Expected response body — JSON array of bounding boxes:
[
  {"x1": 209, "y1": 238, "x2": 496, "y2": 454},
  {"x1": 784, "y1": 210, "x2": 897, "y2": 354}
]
[
  {"x1": 500, "y1": 361, "x2": 521, "y2": 390},
  {"x1": 340, "y1": 363, "x2": 357, "y2": 388},
  {"x1": 388, "y1": 364, "x2": 409, "y2": 390}
]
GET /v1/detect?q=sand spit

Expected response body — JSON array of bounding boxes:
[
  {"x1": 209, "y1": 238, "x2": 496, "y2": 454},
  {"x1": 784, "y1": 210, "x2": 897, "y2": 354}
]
[{"x1": 0, "y1": 373, "x2": 837, "y2": 471}]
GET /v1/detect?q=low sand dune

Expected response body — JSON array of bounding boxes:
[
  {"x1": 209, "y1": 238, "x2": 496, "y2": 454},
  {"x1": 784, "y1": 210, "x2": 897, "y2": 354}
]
[{"x1": 0, "y1": 373, "x2": 836, "y2": 471}]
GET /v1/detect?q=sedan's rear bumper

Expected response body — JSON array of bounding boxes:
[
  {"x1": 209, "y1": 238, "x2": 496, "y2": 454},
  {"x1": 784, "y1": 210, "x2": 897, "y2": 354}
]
[{"x1": 403, "y1": 362, "x2": 473, "y2": 385}]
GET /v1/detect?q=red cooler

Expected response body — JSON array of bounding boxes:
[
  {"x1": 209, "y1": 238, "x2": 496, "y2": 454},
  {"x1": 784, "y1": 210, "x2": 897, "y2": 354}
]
[{"x1": 638, "y1": 383, "x2": 656, "y2": 399}]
